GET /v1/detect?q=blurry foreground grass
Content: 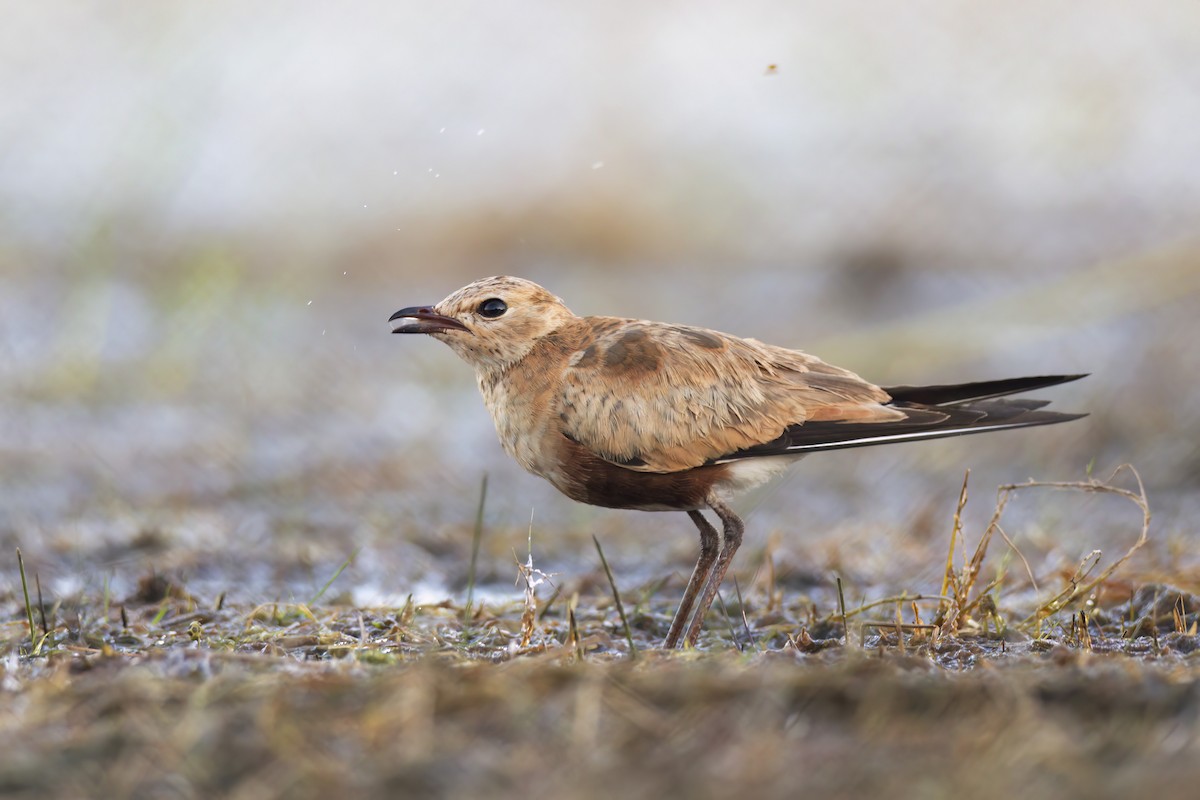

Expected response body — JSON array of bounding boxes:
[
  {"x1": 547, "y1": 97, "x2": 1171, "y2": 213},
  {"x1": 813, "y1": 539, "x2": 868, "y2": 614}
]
[{"x1": 3, "y1": 467, "x2": 1200, "y2": 799}]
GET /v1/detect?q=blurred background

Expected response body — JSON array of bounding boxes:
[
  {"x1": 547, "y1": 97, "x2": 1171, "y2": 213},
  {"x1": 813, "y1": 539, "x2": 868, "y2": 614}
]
[{"x1": 2, "y1": 2, "x2": 1198, "y2": 609}]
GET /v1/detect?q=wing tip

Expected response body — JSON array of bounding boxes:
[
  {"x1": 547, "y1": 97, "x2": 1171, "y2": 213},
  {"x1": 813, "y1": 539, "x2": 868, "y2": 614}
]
[
  {"x1": 884, "y1": 373, "x2": 1090, "y2": 406},
  {"x1": 712, "y1": 406, "x2": 1088, "y2": 462}
]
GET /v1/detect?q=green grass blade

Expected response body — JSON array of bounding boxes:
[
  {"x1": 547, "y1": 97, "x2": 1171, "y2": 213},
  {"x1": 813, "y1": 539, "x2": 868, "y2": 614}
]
[{"x1": 309, "y1": 546, "x2": 362, "y2": 607}]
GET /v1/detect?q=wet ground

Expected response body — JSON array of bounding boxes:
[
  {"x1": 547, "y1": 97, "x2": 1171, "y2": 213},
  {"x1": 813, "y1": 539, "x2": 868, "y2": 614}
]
[{"x1": 3, "y1": 573, "x2": 1200, "y2": 799}]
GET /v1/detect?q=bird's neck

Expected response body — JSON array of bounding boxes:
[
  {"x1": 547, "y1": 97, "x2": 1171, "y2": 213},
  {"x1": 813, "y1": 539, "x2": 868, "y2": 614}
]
[{"x1": 474, "y1": 321, "x2": 591, "y2": 475}]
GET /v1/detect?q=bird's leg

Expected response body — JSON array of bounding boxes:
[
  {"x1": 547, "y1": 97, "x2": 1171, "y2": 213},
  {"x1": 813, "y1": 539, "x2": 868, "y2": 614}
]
[
  {"x1": 663, "y1": 509, "x2": 721, "y2": 648},
  {"x1": 682, "y1": 496, "x2": 744, "y2": 648}
]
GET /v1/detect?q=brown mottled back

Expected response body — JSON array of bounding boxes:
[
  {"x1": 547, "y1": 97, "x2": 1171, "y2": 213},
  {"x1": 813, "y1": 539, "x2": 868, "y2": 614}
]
[{"x1": 558, "y1": 317, "x2": 902, "y2": 472}]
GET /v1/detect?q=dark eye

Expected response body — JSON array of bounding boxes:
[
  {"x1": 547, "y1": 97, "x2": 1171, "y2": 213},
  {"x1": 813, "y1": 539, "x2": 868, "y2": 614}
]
[{"x1": 477, "y1": 298, "x2": 507, "y2": 319}]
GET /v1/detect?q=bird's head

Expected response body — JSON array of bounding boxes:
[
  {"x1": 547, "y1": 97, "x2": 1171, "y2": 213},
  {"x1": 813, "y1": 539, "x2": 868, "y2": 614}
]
[{"x1": 390, "y1": 276, "x2": 576, "y2": 370}]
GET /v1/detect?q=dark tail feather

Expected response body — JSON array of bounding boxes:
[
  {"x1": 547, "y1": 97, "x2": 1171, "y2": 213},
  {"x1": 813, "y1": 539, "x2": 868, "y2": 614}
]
[
  {"x1": 883, "y1": 374, "x2": 1088, "y2": 406},
  {"x1": 711, "y1": 375, "x2": 1088, "y2": 463}
]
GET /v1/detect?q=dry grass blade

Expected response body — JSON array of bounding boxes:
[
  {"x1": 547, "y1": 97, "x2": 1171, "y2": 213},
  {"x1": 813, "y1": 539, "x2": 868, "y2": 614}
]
[
  {"x1": 1172, "y1": 594, "x2": 1197, "y2": 635},
  {"x1": 714, "y1": 591, "x2": 740, "y2": 649},
  {"x1": 859, "y1": 621, "x2": 939, "y2": 632},
  {"x1": 16, "y1": 548, "x2": 37, "y2": 653},
  {"x1": 515, "y1": 530, "x2": 554, "y2": 649},
  {"x1": 1016, "y1": 464, "x2": 1150, "y2": 626},
  {"x1": 592, "y1": 535, "x2": 636, "y2": 656},
  {"x1": 934, "y1": 464, "x2": 1149, "y2": 635},
  {"x1": 836, "y1": 576, "x2": 850, "y2": 646},
  {"x1": 763, "y1": 542, "x2": 779, "y2": 613},
  {"x1": 940, "y1": 470, "x2": 1011, "y2": 634},
  {"x1": 1079, "y1": 611, "x2": 1093, "y2": 650},
  {"x1": 464, "y1": 472, "x2": 488, "y2": 620},
  {"x1": 537, "y1": 584, "x2": 562, "y2": 622},
  {"x1": 840, "y1": 593, "x2": 952, "y2": 622},
  {"x1": 938, "y1": 470, "x2": 971, "y2": 623},
  {"x1": 567, "y1": 593, "x2": 582, "y2": 659},
  {"x1": 733, "y1": 577, "x2": 757, "y2": 650}
]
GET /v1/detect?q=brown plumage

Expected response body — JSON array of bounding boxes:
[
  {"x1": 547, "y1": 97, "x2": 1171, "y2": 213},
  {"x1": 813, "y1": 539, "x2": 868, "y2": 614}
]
[{"x1": 390, "y1": 276, "x2": 1087, "y2": 648}]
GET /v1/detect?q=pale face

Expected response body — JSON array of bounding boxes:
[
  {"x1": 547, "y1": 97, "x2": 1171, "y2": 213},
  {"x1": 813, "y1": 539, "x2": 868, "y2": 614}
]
[{"x1": 390, "y1": 276, "x2": 577, "y2": 370}]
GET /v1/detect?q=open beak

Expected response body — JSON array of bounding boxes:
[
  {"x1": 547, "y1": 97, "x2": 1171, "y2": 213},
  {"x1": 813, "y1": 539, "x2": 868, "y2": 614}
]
[{"x1": 389, "y1": 306, "x2": 471, "y2": 334}]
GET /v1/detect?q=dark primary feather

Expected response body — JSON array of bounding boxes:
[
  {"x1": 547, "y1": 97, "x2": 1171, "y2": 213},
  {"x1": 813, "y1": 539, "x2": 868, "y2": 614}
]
[
  {"x1": 881, "y1": 374, "x2": 1087, "y2": 406},
  {"x1": 712, "y1": 375, "x2": 1087, "y2": 463}
]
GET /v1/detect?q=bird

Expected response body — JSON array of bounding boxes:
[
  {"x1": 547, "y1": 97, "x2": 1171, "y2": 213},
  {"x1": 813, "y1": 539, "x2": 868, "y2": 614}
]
[{"x1": 389, "y1": 276, "x2": 1086, "y2": 648}]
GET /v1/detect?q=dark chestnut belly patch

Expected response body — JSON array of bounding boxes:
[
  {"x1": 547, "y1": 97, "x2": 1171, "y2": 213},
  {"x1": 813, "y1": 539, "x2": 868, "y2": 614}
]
[{"x1": 554, "y1": 434, "x2": 724, "y2": 511}]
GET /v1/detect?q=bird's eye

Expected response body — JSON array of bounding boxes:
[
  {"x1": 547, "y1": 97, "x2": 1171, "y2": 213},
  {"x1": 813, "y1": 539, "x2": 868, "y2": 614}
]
[{"x1": 477, "y1": 298, "x2": 507, "y2": 319}]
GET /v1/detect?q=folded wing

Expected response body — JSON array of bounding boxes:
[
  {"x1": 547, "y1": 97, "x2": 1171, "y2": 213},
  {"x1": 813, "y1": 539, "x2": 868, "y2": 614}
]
[
  {"x1": 711, "y1": 374, "x2": 1087, "y2": 462},
  {"x1": 557, "y1": 318, "x2": 902, "y2": 472}
]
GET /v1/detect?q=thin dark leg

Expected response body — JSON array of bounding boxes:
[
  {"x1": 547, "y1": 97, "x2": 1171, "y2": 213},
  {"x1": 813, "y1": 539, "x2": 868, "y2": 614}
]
[
  {"x1": 663, "y1": 509, "x2": 721, "y2": 648},
  {"x1": 682, "y1": 495, "x2": 744, "y2": 647}
]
